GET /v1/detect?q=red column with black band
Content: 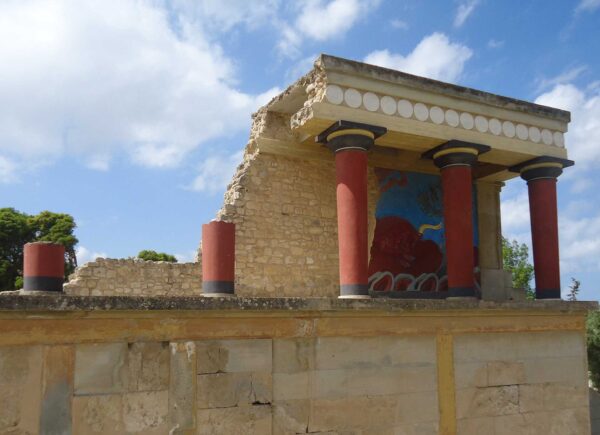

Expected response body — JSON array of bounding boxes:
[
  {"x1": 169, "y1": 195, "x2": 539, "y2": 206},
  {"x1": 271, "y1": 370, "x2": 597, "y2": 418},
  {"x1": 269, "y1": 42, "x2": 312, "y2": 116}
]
[
  {"x1": 511, "y1": 157, "x2": 573, "y2": 299},
  {"x1": 23, "y1": 242, "x2": 65, "y2": 292},
  {"x1": 317, "y1": 121, "x2": 387, "y2": 299},
  {"x1": 201, "y1": 220, "x2": 235, "y2": 296},
  {"x1": 424, "y1": 140, "x2": 490, "y2": 298}
]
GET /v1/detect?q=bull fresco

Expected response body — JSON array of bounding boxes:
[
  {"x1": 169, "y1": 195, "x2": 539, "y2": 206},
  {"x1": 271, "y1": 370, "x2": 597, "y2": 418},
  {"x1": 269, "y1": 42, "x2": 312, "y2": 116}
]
[{"x1": 368, "y1": 168, "x2": 479, "y2": 293}]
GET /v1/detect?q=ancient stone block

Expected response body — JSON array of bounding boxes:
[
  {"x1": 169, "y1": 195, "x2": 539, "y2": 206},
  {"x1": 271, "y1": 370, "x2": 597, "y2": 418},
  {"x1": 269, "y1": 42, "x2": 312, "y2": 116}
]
[
  {"x1": 74, "y1": 342, "x2": 128, "y2": 396},
  {"x1": 272, "y1": 400, "x2": 309, "y2": 435},
  {"x1": 127, "y1": 341, "x2": 169, "y2": 392},
  {"x1": 197, "y1": 372, "x2": 272, "y2": 409},
  {"x1": 457, "y1": 416, "x2": 495, "y2": 435},
  {"x1": 273, "y1": 372, "x2": 310, "y2": 401},
  {"x1": 487, "y1": 361, "x2": 525, "y2": 386},
  {"x1": 196, "y1": 405, "x2": 272, "y2": 435},
  {"x1": 40, "y1": 345, "x2": 75, "y2": 435},
  {"x1": 454, "y1": 361, "x2": 488, "y2": 389},
  {"x1": 196, "y1": 339, "x2": 272, "y2": 374},
  {"x1": 309, "y1": 396, "x2": 397, "y2": 432},
  {"x1": 169, "y1": 342, "x2": 196, "y2": 434},
  {"x1": 123, "y1": 391, "x2": 169, "y2": 434},
  {"x1": 72, "y1": 394, "x2": 124, "y2": 434},
  {"x1": 395, "y1": 391, "x2": 439, "y2": 424},
  {"x1": 456, "y1": 386, "x2": 519, "y2": 419},
  {"x1": 272, "y1": 338, "x2": 314, "y2": 373}
]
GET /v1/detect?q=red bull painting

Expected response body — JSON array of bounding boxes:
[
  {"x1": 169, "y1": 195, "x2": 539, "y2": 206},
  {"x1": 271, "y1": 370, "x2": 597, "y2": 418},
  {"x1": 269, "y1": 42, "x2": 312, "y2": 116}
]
[{"x1": 368, "y1": 168, "x2": 480, "y2": 294}]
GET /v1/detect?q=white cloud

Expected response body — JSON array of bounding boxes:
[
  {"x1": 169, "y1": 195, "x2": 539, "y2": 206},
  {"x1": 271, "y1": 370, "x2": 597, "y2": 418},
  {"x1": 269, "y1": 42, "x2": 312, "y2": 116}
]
[
  {"x1": 576, "y1": 0, "x2": 600, "y2": 13},
  {"x1": 500, "y1": 191, "x2": 530, "y2": 237},
  {"x1": 0, "y1": 155, "x2": 17, "y2": 184},
  {"x1": 454, "y1": 0, "x2": 479, "y2": 28},
  {"x1": 487, "y1": 39, "x2": 504, "y2": 49},
  {"x1": 0, "y1": 1, "x2": 276, "y2": 179},
  {"x1": 535, "y1": 66, "x2": 587, "y2": 93},
  {"x1": 279, "y1": 0, "x2": 380, "y2": 57},
  {"x1": 364, "y1": 33, "x2": 473, "y2": 82},
  {"x1": 535, "y1": 83, "x2": 600, "y2": 167},
  {"x1": 390, "y1": 19, "x2": 409, "y2": 30},
  {"x1": 188, "y1": 150, "x2": 244, "y2": 194},
  {"x1": 76, "y1": 246, "x2": 107, "y2": 265}
]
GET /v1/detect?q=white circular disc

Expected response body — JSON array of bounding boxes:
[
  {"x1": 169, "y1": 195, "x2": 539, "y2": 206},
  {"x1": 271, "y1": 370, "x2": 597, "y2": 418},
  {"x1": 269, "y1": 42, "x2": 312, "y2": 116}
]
[
  {"x1": 344, "y1": 88, "x2": 362, "y2": 108},
  {"x1": 363, "y1": 92, "x2": 380, "y2": 112},
  {"x1": 430, "y1": 106, "x2": 444, "y2": 124},
  {"x1": 325, "y1": 85, "x2": 343, "y2": 105},
  {"x1": 475, "y1": 115, "x2": 488, "y2": 133},
  {"x1": 414, "y1": 103, "x2": 429, "y2": 121},
  {"x1": 445, "y1": 109, "x2": 459, "y2": 127},
  {"x1": 380, "y1": 96, "x2": 396, "y2": 115},
  {"x1": 529, "y1": 126, "x2": 541, "y2": 143},
  {"x1": 516, "y1": 124, "x2": 528, "y2": 140},
  {"x1": 502, "y1": 121, "x2": 516, "y2": 138},
  {"x1": 489, "y1": 118, "x2": 502, "y2": 135},
  {"x1": 541, "y1": 129, "x2": 553, "y2": 145},
  {"x1": 397, "y1": 99, "x2": 413, "y2": 118},
  {"x1": 460, "y1": 112, "x2": 474, "y2": 130},
  {"x1": 553, "y1": 131, "x2": 565, "y2": 147}
]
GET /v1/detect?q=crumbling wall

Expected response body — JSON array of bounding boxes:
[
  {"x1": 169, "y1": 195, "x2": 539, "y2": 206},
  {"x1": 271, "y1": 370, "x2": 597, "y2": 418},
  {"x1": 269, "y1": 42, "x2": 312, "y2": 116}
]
[{"x1": 63, "y1": 259, "x2": 201, "y2": 296}]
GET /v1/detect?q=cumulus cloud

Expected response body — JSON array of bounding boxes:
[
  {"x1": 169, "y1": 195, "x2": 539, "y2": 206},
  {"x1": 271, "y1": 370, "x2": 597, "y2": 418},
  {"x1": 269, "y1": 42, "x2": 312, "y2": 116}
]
[
  {"x1": 279, "y1": 0, "x2": 381, "y2": 57},
  {"x1": 364, "y1": 33, "x2": 473, "y2": 82},
  {"x1": 188, "y1": 150, "x2": 244, "y2": 194},
  {"x1": 76, "y1": 246, "x2": 107, "y2": 265},
  {"x1": 0, "y1": 0, "x2": 278, "y2": 182},
  {"x1": 535, "y1": 83, "x2": 600, "y2": 167},
  {"x1": 454, "y1": 0, "x2": 479, "y2": 27}
]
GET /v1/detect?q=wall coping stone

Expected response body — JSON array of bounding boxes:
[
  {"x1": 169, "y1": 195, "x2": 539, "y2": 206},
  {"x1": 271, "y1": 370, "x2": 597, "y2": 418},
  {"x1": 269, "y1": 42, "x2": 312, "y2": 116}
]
[{"x1": 0, "y1": 294, "x2": 596, "y2": 313}]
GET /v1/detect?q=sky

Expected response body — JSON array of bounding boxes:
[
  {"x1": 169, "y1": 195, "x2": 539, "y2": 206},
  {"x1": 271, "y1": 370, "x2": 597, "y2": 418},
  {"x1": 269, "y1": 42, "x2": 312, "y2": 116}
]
[{"x1": 1, "y1": 0, "x2": 599, "y2": 300}]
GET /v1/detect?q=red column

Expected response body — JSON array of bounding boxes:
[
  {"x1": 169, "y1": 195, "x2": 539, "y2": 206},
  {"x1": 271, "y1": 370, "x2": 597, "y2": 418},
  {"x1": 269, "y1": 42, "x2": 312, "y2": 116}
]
[
  {"x1": 441, "y1": 165, "x2": 476, "y2": 296},
  {"x1": 335, "y1": 149, "x2": 369, "y2": 298},
  {"x1": 528, "y1": 178, "x2": 561, "y2": 298},
  {"x1": 201, "y1": 220, "x2": 235, "y2": 296},
  {"x1": 23, "y1": 242, "x2": 65, "y2": 292}
]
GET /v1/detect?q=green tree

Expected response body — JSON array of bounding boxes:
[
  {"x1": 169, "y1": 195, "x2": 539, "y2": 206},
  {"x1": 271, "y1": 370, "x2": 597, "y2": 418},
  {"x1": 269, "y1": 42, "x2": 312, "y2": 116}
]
[
  {"x1": 588, "y1": 310, "x2": 600, "y2": 389},
  {"x1": 0, "y1": 208, "x2": 79, "y2": 291},
  {"x1": 137, "y1": 250, "x2": 178, "y2": 263},
  {"x1": 502, "y1": 237, "x2": 535, "y2": 299}
]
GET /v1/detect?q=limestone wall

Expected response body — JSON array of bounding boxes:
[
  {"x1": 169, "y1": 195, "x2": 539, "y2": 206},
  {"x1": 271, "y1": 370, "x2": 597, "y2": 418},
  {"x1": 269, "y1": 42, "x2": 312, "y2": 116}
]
[
  {"x1": 63, "y1": 258, "x2": 201, "y2": 296},
  {"x1": 0, "y1": 300, "x2": 592, "y2": 434}
]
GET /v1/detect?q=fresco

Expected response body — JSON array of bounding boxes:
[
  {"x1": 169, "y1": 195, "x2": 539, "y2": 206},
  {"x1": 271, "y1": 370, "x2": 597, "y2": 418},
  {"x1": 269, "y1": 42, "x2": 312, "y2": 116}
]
[{"x1": 368, "y1": 168, "x2": 479, "y2": 293}]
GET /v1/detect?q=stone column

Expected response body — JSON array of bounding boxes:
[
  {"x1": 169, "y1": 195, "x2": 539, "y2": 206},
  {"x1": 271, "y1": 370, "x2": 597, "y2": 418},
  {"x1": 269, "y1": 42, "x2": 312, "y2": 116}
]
[
  {"x1": 510, "y1": 157, "x2": 573, "y2": 299},
  {"x1": 317, "y1": 121, "x2": 386, "y2": 299},
  {"x1": 201, "y1": 220, "x2": 235, "y2": 297},
  {"x1": 424, "y1": 141, "x2": 490, "y2": 298},
  {"x1": 23, "y1": 242, "x2": 65, "y2": 292}
]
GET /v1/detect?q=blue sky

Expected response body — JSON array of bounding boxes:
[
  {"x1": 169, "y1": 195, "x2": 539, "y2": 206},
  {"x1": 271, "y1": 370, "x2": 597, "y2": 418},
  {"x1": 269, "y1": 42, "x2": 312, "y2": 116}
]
[{"x1": 1, "y1": 0, "x2": 599, "y2": 300}]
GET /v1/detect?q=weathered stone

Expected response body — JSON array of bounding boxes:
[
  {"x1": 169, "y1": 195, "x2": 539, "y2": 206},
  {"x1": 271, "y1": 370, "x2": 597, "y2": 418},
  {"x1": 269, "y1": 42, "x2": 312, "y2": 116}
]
[
  {"x1": 272, "y1": 400, "x2": 309, "y2": 435},
  {"x1": 196, "y1": 339, "x2": 272, "y2": 374},
  {"x1": 75, "y1": 342, "x2": 128, "y2": 395},
  {"x1": 309, "y1": 396, "x2": 397, "y2": 432},
  {"x1": 273, "y1": 338, "x2": 314, "y2": 373},
  {"x1": 456, "y1": 386, "x2": 519, "y2": 419},
  {"x1": 122, "y1": 391, "x2": 169, "y2": 434},
  {"x1": 72, "y1": 394, "x2": 124, "y2": 434},
  {"x1": 169, "y1": 342, "x2": 196, "y2": 434},
  {"x1": 196, "y1": 405, "x2": 272, "y2": 435},
  {"x1": 40, "y1": 345, "x2": 74, "y2": 435},
  {"x1": 486, "y1": 361, "x2": 525, "y2": 386},
  {"x1": 127, "y1": 342, "x2": 169, "y2": 392},
  {"x1": 197, "y1": 372, "x2": 272, "y2": 409}
]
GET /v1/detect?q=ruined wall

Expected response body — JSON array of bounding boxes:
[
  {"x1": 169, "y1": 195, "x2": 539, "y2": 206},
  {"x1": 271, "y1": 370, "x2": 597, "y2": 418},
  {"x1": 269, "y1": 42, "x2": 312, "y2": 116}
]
[{"x1": 63, "y1": 259, "x2": 201, "y2": 297}]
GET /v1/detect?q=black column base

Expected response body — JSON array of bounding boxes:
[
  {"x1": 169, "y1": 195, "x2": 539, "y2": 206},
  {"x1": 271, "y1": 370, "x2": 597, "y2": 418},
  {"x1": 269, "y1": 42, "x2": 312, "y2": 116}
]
[
  {"x1": 340, "y1": 283, "x2": 370, "y2": 298},
  {"x1": 23, "y1": 276, "x2": 63, "y2": 292},
  {"x1": 448, "y1": 286, "x2": 476, "y2": 298},
  {"x1": 202, "y1": 280, "x2": 235, "y2": 296},
  {"x1": 535, "y1": 288, "x2": 561, "y2": 299}
]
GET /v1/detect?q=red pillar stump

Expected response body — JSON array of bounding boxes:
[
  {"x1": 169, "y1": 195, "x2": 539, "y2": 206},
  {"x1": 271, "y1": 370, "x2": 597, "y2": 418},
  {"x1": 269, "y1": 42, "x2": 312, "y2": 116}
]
[
  {"x1": 23, "y1": 242, "x2": 65, "y2": 292},
  {"x1": 512, "y1": 157, "x2": 573, "y2": 299},
  {"x1": 201, "y1": 220, "x2": 235, "y2": 297},
  {"x1": 317, "y1": 121, "x2": 386, "y2": 299},
  {"x1": 425, "y1": 141, "x2": 490, "y2": 298}
]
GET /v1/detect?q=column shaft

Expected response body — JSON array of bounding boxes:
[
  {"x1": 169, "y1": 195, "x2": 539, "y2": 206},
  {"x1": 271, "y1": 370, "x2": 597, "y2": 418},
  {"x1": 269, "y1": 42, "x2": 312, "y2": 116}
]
[
  {"x1": 528, "y1": 178, "x2": 561, "y2": 298},
  {"x1": 201, "y1": 221, "x2": 235, "y2": 296},
  {"x1": 335, "y1": 150, "x2": 369, "y2": 297},
  {"x1": 441, "y1": 165, "x2": 475, "y2": 296}
]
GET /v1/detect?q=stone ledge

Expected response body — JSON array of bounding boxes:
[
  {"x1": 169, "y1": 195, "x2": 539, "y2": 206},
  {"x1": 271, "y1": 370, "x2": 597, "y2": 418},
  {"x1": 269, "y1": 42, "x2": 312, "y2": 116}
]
[{"x1": 0, "y1": 294, "x2": 596, "y2": 313}]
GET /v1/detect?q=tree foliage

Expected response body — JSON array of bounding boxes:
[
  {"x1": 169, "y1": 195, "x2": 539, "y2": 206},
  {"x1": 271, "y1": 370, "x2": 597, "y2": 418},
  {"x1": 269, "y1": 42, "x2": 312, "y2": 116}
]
[
  {"x1": 0, "y1": 208, "x2": 78, "y2": 291},
  {"x1": 567, "y1": 277, "x2": 580, "y2": 301},
  {"x1": 588, "y1": 311, "x2": 600, "y2": 389},
  {"x1": 502, "y1": 237, "x2": 535, "y2": 299},
  {"x1": 137, "y1": 250, "x2": 178, "y2": 263}
]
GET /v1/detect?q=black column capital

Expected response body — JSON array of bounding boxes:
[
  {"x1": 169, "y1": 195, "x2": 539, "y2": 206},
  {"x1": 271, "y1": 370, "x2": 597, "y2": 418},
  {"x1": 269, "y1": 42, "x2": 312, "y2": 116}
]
[
  {"x1": 422, "y1": 140, "x2": 491, "y2": 169},
  {"x1": 509, "y1": 156, "x2": 574, "y2": 182},
  {"x1": 316, "y1": 120, "x2": 387, "y2": 153}
]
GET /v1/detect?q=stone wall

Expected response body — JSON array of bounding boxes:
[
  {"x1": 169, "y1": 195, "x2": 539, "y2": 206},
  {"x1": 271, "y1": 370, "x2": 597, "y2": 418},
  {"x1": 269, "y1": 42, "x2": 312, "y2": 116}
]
[
  {"x1": 63, "y1": 258, "x2": 201, "y2": 296},
  {"x1": 0, "y1": 299, "x2": 593, "y2": 434}
]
